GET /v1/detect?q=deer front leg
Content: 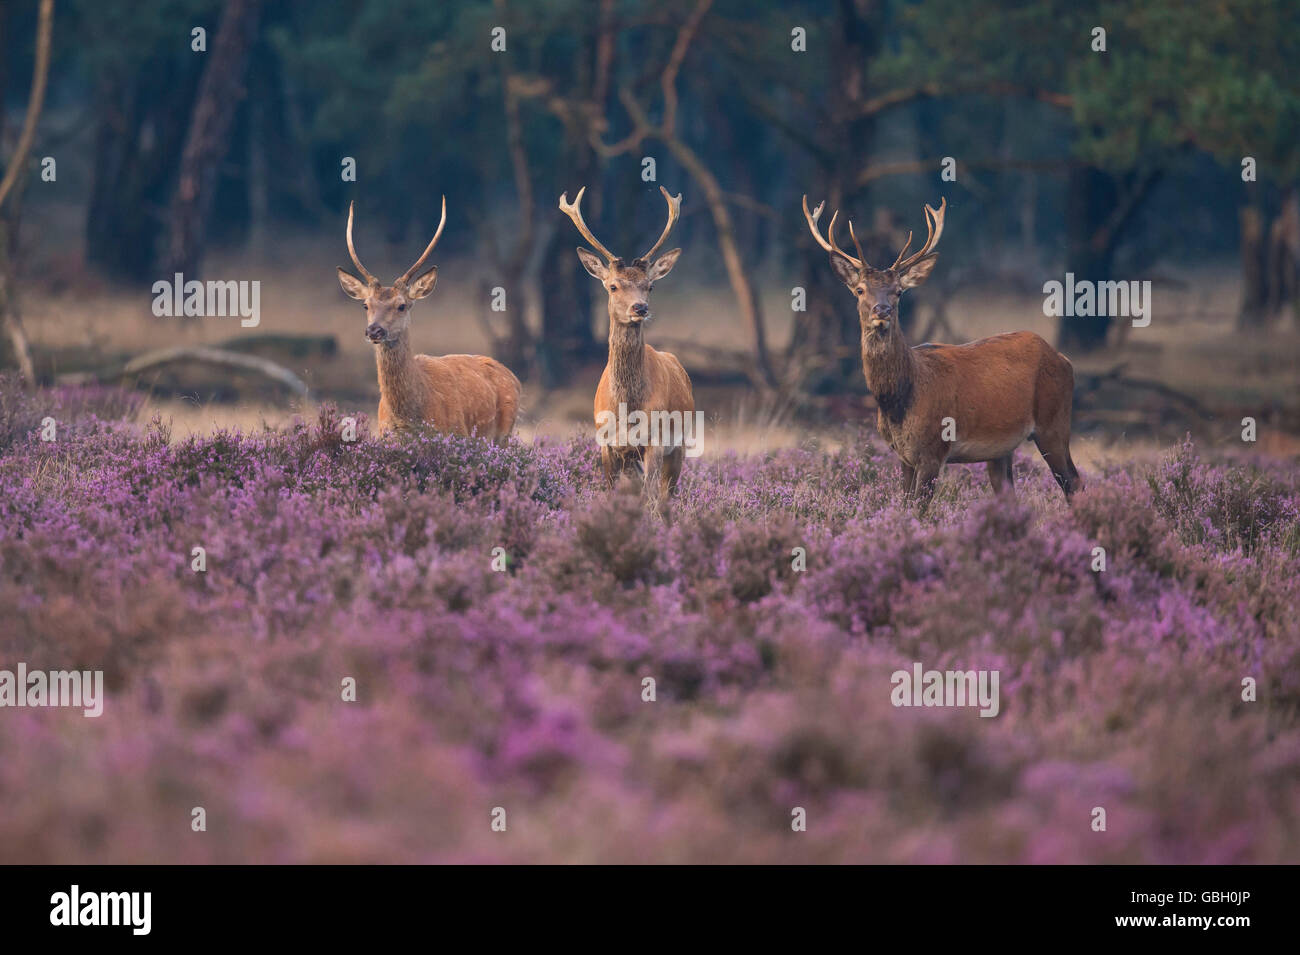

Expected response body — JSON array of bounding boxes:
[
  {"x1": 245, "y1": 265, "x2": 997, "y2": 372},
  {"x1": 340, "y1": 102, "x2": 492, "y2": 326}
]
[
  {"x1": 912, "y1": 460, "x2": 943, "y2": 514},
  {"x1": 600, "y1": 445, "x2": 620, "y2": 489},
  {"x1": 899, "y1": 462, "x2": 917, "y2": 500},
  {"x1": 986, "y1": 454, "x2": 1014, "y2": 495},
  {"x1": 662, "y1": 445, "x2": 684, "y2": 498},
  {"x1": 641, "y1": 447, "x2": 674, "y2": 523}
]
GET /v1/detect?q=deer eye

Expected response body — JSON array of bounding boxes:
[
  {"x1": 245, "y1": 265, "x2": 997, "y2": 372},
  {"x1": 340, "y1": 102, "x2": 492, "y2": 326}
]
[
  {"x1": 856, "y1": 287, "x2": 866, "y2": 296},
  {"x1": 609, "y1": 283, "x2": 618, "y2": 291},
  {"x1": 397, "y1": 303, "x2": 407, "y2": 312}
]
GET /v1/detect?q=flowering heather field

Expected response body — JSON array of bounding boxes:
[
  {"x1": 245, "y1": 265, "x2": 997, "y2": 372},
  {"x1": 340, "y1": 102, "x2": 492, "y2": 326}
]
[{"x1": 2, "y1": 377, "x2": 1299, "y2": 864}]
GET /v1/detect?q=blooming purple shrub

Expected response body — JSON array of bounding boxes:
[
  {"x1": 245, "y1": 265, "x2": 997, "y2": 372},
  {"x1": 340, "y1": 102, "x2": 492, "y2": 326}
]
[
  {"x1": 1, "y1": 380, "x2": 1298, "y2": 862},
  {"x1": 0, "y1": 372, "x2": 144, "y2": 450}
]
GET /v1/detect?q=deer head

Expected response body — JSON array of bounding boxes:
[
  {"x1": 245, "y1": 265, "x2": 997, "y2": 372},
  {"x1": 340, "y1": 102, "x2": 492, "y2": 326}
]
[
  {"x1": 559, "y1": 186, "x2": 683, "y2": 329},
  {"x1": 338, "y1": 197, "x2": 447, "y2": 345},
  {"x1": 803, "y1": 195, "x2": 946, "y2": 339}
]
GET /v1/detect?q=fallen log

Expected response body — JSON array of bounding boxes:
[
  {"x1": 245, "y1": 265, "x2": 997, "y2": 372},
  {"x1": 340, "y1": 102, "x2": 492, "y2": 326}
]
[
  {"x1": 214, "y1": 332, "x2": 337, "y2": 359},
  {"x1": 55, "y1": 346, "x2": 310, "y2": 399},
  {"x1": 1076, "y1": 363, "x2": 1213, "y2": 419}
]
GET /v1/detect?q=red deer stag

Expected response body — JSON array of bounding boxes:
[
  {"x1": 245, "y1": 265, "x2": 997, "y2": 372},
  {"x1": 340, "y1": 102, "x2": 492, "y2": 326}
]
[
  {"x1": 803, "y1": 195, "x2": 1082, "y2": 509},
  {"x1": 558, "y1": 186, "x2": 695, "y2": 507},
  {"x1": 338, "y1": 198, "x2": 520, "y2": 439}
]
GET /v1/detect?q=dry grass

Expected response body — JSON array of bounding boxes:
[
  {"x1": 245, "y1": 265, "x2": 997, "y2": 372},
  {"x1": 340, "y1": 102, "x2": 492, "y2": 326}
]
[{"x1": 16, "y1": 224, "x2": 1300, "y2": 452}]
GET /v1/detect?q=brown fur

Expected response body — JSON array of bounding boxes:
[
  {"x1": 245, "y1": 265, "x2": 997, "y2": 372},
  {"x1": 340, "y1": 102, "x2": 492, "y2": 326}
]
[
  {"x1": 594, "y1": 314, "x2": 694, "y2": 502},
  {"x1": 339, "y1": 201, "x2": 521, "y2": 440},
  {"x1": 864, "y1": 325, "x2": 1082, "y2": 508},
  {"x1": 806, "y1": 195, "x2": 1081, "y2": 509},
  {"x1": 375, "y1": 341, "x2": 520, "y2": 438},
  {"x1": 560, "y1": 187, "x2": 694, "y2": 509}
]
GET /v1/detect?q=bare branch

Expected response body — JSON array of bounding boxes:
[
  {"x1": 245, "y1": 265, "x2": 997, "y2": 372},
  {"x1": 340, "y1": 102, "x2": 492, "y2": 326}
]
[
  {"x1": 660, "y1": 0, "x2": 713, "y2": 136},
  {"x1": 621, "y1": 93, "x2": 777, "y2": 389},
  {"x1": 0, "y1": 0, "x2": 52, "y2": 210},
  {"x1": 847, "y1": 81, "x2": 1073, "y2": 121},
  {"x1": 855, "y1": 157, "x2": 1078, "y2": 190}
]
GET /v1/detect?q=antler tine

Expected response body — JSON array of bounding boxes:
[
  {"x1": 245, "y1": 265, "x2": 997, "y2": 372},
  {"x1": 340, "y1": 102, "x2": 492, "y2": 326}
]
[
  {"x1": 828, "y1": 211, "x2": 870, "y2": 269},
  {"x1": 397, "y1": 194, "x2": 448, "y2": 287},
  {"x1": 802, "y1": 195, "x2": 834, "y2": 254},
  {"x1": 802, "y1": 195, "x2": 864, "y2": 270},
  {"x1": 558, "y1": 187, "x2": 617, "y2": 263},
  {"x1": 897, "y1": 207, "x2": 933, "y2": 271},
  {"x1": 639, "y1": 185, "x2": 682, "y2": 263},
  {"x1": 889, "y1": 230, "x2": 914, "y2": 270},
  {"x1": 848, "y1": 220, "x2": 870, "y2": 270},
  {"x1": 925, "y1": 197, "x2": 946, "y2": 248},
  {"x1": 826, "y1": 209, "x2": 868, "y2": 268},
  {"x1": 346, "y1": 201, "x2": 379, "y2": 287},
  {"x1": 894, "y1": 197, "x2": 947, "y2": 272}
]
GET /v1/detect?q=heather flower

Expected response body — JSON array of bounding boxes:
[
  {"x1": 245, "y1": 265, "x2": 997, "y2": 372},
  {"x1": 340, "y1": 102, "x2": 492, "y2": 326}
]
[{"x1": 1, "y1": 377, "x2": 1298, "y2": 862}]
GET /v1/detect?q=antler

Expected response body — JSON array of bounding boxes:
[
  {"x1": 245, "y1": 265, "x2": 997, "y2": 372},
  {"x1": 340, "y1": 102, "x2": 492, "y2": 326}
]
[
  {"x1": 397, "y1": 194, "x2": 447, "y2": 287},
  {"x1": 802, "y1": 195, "x2": 867, "y2": 271},
  {"x1": 891, "y1": 197, "x2": 946, "y2": 272},
  {"x1": 346, "y1": 201, "x2": 379, "y2": 287},
  {"x1": 558, "y1": 187, "x2": 617, "y2": 263},
  {"x1": 638, "y1": 185, "x2": 682, "y2": 263}
]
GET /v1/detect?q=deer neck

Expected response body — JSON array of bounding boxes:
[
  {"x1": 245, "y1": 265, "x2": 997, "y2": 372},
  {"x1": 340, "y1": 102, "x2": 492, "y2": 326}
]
[
  {"x1": 375, "y1": 333, "x2": 430, "y2": 422},
  {"x1": 862, "y1": 323, "x2": 918, "y2": 426},
  {"x1": 607, "y1": 321, "x2": 648, "y2": 409}
]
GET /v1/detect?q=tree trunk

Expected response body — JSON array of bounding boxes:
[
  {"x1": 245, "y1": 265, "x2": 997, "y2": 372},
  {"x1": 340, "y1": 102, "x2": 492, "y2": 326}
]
[
  {"x1": 85, "y1": 63, "x2": 205, "y2": 278},
  {"x1": 659, "y1": 130, "x2": 777, "y2": 390},
  {"x1": 538, "y1": 174, "x2": 599, "y2": 387},
  {"x1": 533, "y1": 3, "x2": 613, "y2": 387},
  {"x1": 1238, "y1": 204, "x2": 1267, "y2": 328},
  {"x1": 0, "y1": 0, "x2": 53, "y2": 384},
  {"x1": 1058, "y1": 165, "x2": 1118, "y2": 352},
  {"x1": 164, "y1": 0, "x2": 265, "y2": 278},
  {"x1": 789, "y1": 0, "x2": 883, "y2": 396},
  {"x1": 0, "y1": 219, "x2": 36, "y2": 384},
  {"x1": 1265, "y1": 188, "x2": 1299, "y2": 324}
]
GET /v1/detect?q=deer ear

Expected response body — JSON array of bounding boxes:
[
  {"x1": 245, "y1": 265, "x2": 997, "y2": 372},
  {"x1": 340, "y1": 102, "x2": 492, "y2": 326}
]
[
  {"x1": 338, "y1": 268, "x2": 369, "y2": 301},
  {"x1": 576, "y1": 247, "x2": 608, "y2": 281},
  {"x1": 829, "y1": 255, "x2": 859, "y2": 289},
  {"x1": 899, "y1": 253, "x2": 938, "y2": 290},
  {"x1": 646, "y1": 247, "x2": 681, "y2": 282},
  {"x1": 407, "y1": 266, "x2": 438, "y2": 300}
]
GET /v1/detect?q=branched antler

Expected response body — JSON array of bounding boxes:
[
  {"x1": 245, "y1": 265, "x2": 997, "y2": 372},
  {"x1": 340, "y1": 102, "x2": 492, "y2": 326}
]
[
  {"x1": 802, "y1": 195, "x2": 868, "y2": 271},
  {"x1": 638, "y1": 186, "x2": 681, "y2": 263},
  {"x1": 892, "y1": 198, "x2": 946, "y2": 271},
  {"x1": 558, "y1": 186, "x2": 618, "y2": 263},
  {"x1": 803, "y1": 195, "x2": 948, "y2": 274}
]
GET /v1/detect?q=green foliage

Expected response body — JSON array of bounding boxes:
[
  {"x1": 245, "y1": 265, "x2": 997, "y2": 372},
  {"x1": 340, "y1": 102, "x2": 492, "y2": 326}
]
[{"x1": 887, "y1": 0, "x2": 1300, "y2": 180}]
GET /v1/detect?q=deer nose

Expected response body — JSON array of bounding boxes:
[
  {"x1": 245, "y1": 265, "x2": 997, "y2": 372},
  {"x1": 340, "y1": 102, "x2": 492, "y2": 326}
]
[
  {"x1": 871, "y1": 303, "x2": 893, "y2": 318},
  {"x1": 630, "y1": 302, "x2": 649, "y2": 319},
  {"x1": 366, "y1": 323, "x2": 387, "y2": 342}
]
